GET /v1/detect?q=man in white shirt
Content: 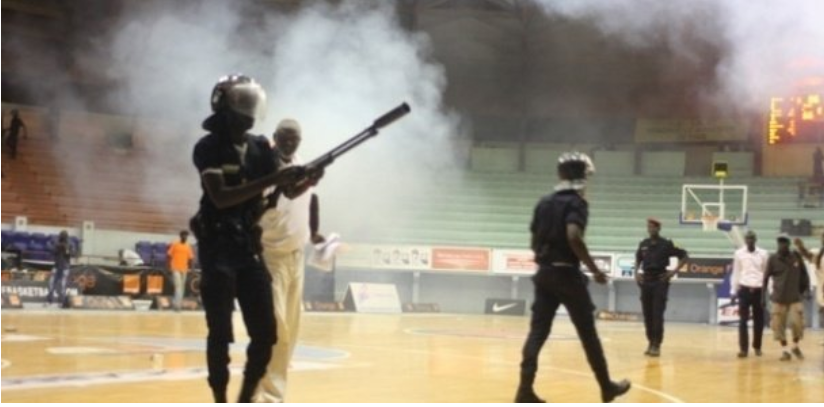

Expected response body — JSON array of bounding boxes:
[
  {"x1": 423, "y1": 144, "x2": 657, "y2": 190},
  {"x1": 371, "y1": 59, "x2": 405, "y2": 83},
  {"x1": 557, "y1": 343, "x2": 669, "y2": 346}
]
[
  {"x1": 256, "y1": 119, "x2": 324, "y2": 403},
  {"x1": 794, "y1": 233, "x2": 824, "y2": 346},
  {"x1": 731, "y1": 231, "x2": 769, "y2": 358},
  {"x1": 119, "y1": 249, "x2": 145, "y2": 267}
]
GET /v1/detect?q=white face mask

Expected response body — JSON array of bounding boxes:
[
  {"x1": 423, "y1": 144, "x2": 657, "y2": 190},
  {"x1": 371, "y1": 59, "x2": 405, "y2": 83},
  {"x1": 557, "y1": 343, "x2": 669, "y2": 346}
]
[{"x1": 555, "y1": 179, "x2": 587, "y2": 192}]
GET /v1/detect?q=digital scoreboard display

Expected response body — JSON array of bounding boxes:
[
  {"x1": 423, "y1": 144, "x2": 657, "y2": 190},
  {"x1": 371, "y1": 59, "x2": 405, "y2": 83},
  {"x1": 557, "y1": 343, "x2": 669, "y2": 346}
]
[{"x1": 768, "y1": 94, "x2": 824, "y2": 144}]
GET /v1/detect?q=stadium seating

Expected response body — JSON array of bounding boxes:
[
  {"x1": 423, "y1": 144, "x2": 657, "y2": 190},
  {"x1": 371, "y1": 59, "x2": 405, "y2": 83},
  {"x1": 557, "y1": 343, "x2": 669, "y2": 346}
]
[
  {"x1": 369, "y1": 173, "x2": 824, "y2": 256},
  {"x1": 0, "y1": 230, "x2": 82, "y2": 263},
  {"x1": 1, "y1": 107, "x2": 821, "y2": 257}
]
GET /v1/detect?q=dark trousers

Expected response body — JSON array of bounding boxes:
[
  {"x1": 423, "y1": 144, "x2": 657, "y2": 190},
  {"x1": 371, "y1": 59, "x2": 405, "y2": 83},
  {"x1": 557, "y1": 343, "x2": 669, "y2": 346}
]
[
  {"x1": 46, "y1": 267, "x2": 69, "y2": 305},
  {"x1": 640, "y1": 279, "x2": 669, "y2": 346},
  {"x1": 6, "y1": 134, "x2": 18, "y2": 159},
  {"x1": 737, "y1": 287, "x2": 764, "y2": 353},
  {"x1": 519, "y1": 267, "x2": 611, "y2": 391},
  {"x1": 200, "y1": 244, "x2": 277, "y2": 403}
]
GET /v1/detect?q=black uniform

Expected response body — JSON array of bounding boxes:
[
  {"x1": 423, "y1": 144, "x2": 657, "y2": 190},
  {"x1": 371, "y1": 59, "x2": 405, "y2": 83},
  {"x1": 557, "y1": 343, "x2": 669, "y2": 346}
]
[
  {"x1": 192, "y1": 128, "x2": 277, "y2": 402},
  {"x1": 519, "y1": 189, "x2": 612, "y2": 393},
  {"x1": 46, "y1": 239, "x2": 73, "y2": 305},
  {"x1": 635, "y1": 237, "x2": 688, "y2": 347},
  {"x1": 6, "y1": 115, "x2": 24, "y2": 159}
]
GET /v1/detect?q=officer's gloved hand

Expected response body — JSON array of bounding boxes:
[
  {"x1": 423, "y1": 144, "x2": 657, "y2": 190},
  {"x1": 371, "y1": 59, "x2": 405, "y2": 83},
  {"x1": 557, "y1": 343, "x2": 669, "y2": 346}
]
[
  {"x1": 274, "y1": 166, "x2": 306, "y2": 186},
  {"x1": 306, "y1": 165, "x2": 325, "y2": 186}
]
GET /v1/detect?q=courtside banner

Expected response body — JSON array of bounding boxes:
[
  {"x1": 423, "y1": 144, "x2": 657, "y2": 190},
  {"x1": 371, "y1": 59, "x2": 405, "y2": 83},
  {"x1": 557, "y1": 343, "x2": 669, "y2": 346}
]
[
  {"x1": 491, "y1": 250, "x2": 535, "y2": 275},
  {"x1": 336, "y1": 244, "x2": 432, "y2": 271},
  {"x1": 591, "y1": 254, "x2": 615, "y2": 277},
  {"x1": 484, "y1": 298, "x2": 527, "y2": 316},
  {"x1": 615, "y1": 254, "x2": 637, "y2": 279},
  {"x1": 343, "y1": 282, "x2": 402, "y2": 314},
  {"x1": 491, "y1": 250, "x2": 615, "y2": 276},
  {"x1": 680, "y1": 257, "x2": 732, "y2": 280},
  {"x1": 717, "y1": 298, "x2": 741, "y2": 326},
  {"x1": 431, "y1": 247, "x2": 491, "y2": 273},
  {"x1": 1, "y1": 280, "x2": 80, "y2": 303}
]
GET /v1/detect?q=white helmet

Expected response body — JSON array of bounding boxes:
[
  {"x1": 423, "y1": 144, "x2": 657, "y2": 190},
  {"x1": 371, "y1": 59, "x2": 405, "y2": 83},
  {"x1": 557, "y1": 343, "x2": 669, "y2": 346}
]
[
  {"x1": 210, "y1": 74, "x2": 267, "y2": 121},
  {"x1": 557, "y1": 151, "x2": 595, "y2": 181}
]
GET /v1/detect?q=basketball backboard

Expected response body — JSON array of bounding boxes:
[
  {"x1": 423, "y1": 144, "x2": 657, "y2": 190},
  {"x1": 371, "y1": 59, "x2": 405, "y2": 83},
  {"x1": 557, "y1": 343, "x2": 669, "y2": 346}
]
[{"x1": 680, "y1": 182, "x2": 749, "y2": 231}]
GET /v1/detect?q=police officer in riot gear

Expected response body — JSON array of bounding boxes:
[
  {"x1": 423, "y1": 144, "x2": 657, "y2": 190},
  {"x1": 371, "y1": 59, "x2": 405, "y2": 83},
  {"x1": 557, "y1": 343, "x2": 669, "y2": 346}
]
[
  {"x1": 192, "y1": 74, "x2": 314, "y2": 403},
  {"x1": 515, "y1": 152, "x2": 631, "y2": 403}
]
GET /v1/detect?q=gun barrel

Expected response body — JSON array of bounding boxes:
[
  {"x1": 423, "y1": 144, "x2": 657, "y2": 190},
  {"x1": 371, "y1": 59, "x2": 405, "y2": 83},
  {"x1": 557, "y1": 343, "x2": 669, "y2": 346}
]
[
  {"x1": 373, "y1": 103, "x2": 411, "y2": 129},
  {"x1": 307, "y1": 102, "x2": 411, "y2": 169}
]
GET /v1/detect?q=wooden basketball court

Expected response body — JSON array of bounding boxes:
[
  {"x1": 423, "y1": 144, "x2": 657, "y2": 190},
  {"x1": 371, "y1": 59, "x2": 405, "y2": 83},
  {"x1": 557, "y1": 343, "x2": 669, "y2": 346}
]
[{"x1": 1, "y1": 310, "x2": 822, "y2": 403}]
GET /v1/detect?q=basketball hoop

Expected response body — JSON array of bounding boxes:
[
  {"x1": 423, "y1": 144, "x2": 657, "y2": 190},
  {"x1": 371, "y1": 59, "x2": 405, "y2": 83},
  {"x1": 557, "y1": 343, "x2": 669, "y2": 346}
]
[{"x1": 701, "y1": 215, "x2": 719, "y2": 232}]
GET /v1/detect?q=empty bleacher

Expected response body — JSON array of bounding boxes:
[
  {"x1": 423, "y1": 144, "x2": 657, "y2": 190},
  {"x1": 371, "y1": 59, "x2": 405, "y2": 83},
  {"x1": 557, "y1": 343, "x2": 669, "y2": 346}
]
[
  {"x1": 367, "y1": 172, "x2": 822, "y2": 256},
  {"x1": 2, "y1": 107, "x2": 197, "y2": 234}
]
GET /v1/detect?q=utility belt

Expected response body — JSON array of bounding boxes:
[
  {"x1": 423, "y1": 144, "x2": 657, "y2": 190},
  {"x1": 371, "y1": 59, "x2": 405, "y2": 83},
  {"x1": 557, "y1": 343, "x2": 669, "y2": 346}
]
[
  {"x1": 190, "y1": 210, "x2": 263, "y2": 256},
  {"x1": 535, "y1": 248, "x2": 579, "y2": 269},
  {"x1": 642, "y1": 268, "x2": 666, "y2": 275},
  {"x1": 738, "y1": 285, "x2": 763, "y2": 293},
  {"x1": 537, "y1": 260, "x2": 581, "y2": 271},
  {"x1": 640, "y1": 269, "x2": 668, "y2": 282}
]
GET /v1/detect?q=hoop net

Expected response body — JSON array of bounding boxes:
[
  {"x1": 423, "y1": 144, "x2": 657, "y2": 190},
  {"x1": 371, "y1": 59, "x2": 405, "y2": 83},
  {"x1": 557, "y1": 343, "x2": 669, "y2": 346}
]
[{"x1": 701, "y1": 215, "x2": 719, "y2": 232}]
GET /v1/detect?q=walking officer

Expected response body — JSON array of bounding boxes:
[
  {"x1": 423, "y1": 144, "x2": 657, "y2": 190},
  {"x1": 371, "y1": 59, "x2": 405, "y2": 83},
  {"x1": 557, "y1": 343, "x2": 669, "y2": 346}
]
[{"x1": 515, "y1": 152, "x2": 631, "y2": 403}]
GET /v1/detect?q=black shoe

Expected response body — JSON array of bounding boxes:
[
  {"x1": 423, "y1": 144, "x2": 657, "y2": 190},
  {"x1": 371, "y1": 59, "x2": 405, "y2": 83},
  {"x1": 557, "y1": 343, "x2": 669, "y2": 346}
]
[
  {"x1": 602, "y1": 379, "x2": 631, "y2": 403},
  {"x1": 643, "y1": 345, "x2": 652, "y2": 356},
  {"x1": 212, "y1": 390, "x2": 227, "y2": 403},
  {"x1": 779, "y1": 351, "x2": 791, "y2": 361},
  {"x1": 515, "y1": 388, "x2": 546, "y2": 403},
  {"x1": 737, "y1": 351, "x2": 748, "y2": 358},
  {"x1": 791, "y1": 347, "x2": 804, "y2": 360},
  {"x1": 754, "y1": 349, "x2": 762, "y2": 357},
  {"x1": 648, "y1": 345, "x2": 660, "y2": 357}
]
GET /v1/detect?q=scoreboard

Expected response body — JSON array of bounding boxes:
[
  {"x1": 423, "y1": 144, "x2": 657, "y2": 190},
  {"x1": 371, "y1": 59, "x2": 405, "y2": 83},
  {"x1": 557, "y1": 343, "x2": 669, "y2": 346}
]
[{"x1": 768, "y1": 93, "x2": 824, "y2": 144}]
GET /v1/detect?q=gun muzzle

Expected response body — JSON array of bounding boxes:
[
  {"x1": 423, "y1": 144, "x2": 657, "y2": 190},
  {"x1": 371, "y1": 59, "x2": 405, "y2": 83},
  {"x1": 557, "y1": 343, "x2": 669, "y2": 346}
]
[{"x1": 373, "y1": 103, "x2": 411, "y2": 129}]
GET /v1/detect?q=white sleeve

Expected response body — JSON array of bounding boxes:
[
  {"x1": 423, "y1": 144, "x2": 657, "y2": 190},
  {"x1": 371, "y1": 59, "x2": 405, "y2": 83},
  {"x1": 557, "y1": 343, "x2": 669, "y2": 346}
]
[{"x1": 730, "y1": 251, "x2": 741, "y2": 295}]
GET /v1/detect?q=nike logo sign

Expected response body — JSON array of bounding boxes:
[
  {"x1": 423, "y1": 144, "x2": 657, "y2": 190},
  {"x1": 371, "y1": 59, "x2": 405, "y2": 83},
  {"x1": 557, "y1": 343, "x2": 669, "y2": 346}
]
[{"x1": 492, "y1": 303, "x2": 518, "y2": 313}]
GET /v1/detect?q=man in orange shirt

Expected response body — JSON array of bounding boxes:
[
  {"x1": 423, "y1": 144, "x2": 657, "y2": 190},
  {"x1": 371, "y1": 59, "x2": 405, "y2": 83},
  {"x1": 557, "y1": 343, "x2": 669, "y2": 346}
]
[{"x1": 168, "y1": 230, "x2": 194, "y2": 311}]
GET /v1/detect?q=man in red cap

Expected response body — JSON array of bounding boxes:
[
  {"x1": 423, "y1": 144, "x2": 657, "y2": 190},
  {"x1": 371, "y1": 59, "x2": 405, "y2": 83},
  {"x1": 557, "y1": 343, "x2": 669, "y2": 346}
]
[{"x1": 634, "y1": 218, "x2": 689, "y2": 357}]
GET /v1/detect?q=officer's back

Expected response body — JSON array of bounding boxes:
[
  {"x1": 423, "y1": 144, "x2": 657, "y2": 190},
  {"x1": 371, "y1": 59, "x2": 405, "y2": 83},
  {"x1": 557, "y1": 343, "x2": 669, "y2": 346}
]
[{"x1": 531, "y1": 188, "x2": 588, "y2": 269}]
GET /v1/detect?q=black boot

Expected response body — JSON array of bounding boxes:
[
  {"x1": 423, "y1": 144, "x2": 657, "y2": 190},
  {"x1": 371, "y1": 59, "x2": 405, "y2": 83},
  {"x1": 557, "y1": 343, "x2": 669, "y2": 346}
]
[
  {"x1": 515, "y1": 387, "x2": 546, "y2": 403},
  {"x1": 601, "y1": 379, "x2": 631, "y2": 403},
  {"x1": 236, "y1": 377, "x2": 259, "y2": 403},
  {"x1": 212, "y1": 389, "x2": 227, "y2": 403}
]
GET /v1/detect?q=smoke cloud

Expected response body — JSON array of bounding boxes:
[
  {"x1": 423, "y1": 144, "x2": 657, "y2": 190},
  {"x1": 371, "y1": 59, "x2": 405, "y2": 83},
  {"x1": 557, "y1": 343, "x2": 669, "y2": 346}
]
[
  {"x1": 532, "y1": 0, "x2": 824, "y2": 114},
  {"x1": 48, "y1": 0, "x2": 464, "y2": 241}
]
